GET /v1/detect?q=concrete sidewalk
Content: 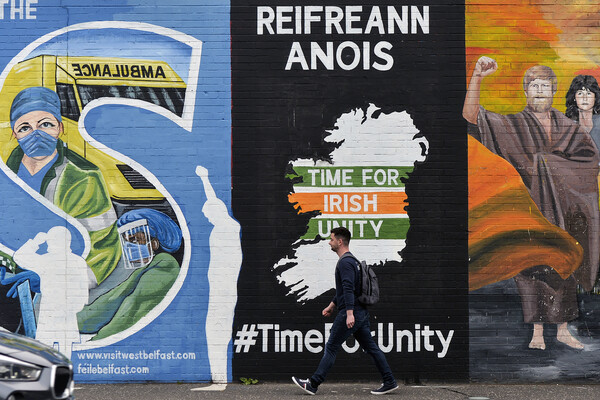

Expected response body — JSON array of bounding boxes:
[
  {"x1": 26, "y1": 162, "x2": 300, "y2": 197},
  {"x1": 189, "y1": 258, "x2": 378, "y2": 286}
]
[{"x1": 74, "y1": 382, "x2": 600, "y2": 400}]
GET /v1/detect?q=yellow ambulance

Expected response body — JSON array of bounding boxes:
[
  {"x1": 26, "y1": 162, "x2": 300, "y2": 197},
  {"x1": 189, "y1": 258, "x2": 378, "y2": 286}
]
[{"x1": 0, "y1": 55, "x2": 187, "y2": 213}]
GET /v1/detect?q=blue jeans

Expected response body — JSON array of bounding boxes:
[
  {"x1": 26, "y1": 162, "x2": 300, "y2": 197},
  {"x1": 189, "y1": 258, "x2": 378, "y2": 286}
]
[{"x1": 311, "y1": 306, "x2": 395, "y2": 386}]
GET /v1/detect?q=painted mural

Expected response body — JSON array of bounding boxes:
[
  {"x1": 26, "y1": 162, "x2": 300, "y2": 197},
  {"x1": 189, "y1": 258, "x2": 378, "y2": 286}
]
[
  {"x1": 274, "y1": 104, "x2": 429, "y2": 303},
  {"x1": 467, "y1": 0, "x2": 600, "y2": 381},
  {"x1": 231, "y1": 0, "x2": 468, "y2": 382},
  {"x1": 0, "y1": 2, "x2": 238, "y2": 383},
  {"x1": 11, "y1": 0, "x2": 600, "y2": 386}
]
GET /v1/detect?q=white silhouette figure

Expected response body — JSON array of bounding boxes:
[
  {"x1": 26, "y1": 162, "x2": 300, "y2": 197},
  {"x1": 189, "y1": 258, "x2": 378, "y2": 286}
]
[
  {"x1": 196, "y1": 166, "x2": 242, "y2": 383},
  {"x1": 13, "y1": 226, "x2": 91, "y2": 359}
]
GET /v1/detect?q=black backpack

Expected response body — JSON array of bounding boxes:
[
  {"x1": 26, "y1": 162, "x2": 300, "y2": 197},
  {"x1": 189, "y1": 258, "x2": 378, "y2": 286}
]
[{"x1": 341, "y1": 253, "x2": 379, "y2": 305}]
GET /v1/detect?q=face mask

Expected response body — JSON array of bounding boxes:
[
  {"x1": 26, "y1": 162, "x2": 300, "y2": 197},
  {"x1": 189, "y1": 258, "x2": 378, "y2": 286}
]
[
  {"x1": 122, "y1": 241, "x2": 153, "y2": 269},
  {"x1": 17, "y1": 130, "x2": 58, "y2": 158}
]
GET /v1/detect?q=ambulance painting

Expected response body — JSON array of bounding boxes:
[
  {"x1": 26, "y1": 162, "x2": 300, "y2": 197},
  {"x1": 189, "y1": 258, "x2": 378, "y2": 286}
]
[{"x1": 0, "y1": 54, "x2": 186, "y2": 205}]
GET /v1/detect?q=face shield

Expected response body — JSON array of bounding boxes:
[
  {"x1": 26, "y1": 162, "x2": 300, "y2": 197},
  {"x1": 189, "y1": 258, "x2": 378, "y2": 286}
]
[{"x1": 117, "y1": 219, "x2": 154, "y2": 269}]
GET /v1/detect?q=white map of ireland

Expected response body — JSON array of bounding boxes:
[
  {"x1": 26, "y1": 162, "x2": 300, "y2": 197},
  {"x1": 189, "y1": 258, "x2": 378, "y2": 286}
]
[{"x1": 273, "y1": 104, "x2": 429, "y2": 303}]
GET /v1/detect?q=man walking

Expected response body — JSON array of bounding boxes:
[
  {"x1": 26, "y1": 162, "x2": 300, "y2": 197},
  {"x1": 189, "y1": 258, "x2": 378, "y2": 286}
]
[{"x1": 292, "y1": 227, "x2": 398, "y2": 395}]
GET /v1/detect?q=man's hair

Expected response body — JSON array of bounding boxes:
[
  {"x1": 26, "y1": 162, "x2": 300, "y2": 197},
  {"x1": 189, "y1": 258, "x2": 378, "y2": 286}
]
[
  {"x1": 565, "y1": 74, "x2": 600, "y2": 121},
  {"x1": 330, "y1": 226, "x2": 351, "y2": 245},
  {"x1": 522, "y1": 65, "x2": 557, "y2": 93}
]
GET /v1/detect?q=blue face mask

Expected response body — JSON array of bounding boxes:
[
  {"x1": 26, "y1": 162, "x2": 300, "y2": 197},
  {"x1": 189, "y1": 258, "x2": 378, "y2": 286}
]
[
  {"x1": 123, "y1": 241, "x2": 152, "y2": 263},
  {"x1": 17, "y1": 130, "x2": 58, "y2": 158}
]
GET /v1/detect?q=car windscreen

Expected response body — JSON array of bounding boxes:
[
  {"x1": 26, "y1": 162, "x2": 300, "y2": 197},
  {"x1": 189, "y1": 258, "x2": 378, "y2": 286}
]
[
  {"x1": 56, "y1": 83, "x2": 81, "y2": 121},
  {"x1": 77, "y1": 84, "x2": 185, "y2": 117}
]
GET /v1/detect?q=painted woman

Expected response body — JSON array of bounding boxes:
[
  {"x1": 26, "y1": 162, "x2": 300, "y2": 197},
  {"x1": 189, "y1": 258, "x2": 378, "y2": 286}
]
[
  {"x1": 5, "y1": 87, "x2": 121, "y2": 285},
  {"x1": 565, "y1": 75, "x2": 600, "y2": 147}
]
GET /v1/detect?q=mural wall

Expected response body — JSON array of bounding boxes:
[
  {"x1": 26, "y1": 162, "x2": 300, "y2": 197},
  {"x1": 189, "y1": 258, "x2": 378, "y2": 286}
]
[
  {"x1": 231, "y1": 0, "x2": 468, "y2": 382},
  {"x1": 0, "y1": 1, "x2": 238, "y2": 383},
  {"x1": 0, "y1": 0, "x2": 598, "y2": 385},
  {"x1": 466, "y1": 1, "x2": 600, "y2": 382}
]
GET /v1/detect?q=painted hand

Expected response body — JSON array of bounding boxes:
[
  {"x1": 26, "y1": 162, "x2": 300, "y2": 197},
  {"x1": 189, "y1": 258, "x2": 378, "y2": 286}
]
[{"x1": 475, "y1": 56, "x2": 497, "y2": 77}]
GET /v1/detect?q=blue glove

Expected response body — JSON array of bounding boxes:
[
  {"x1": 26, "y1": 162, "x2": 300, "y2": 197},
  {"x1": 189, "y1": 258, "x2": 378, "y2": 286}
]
[{"x1": 0, "y1": 268, "x2": 41, "y2": 298}]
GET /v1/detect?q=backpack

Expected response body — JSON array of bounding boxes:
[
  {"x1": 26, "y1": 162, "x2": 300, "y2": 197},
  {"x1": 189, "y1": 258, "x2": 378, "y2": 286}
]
[{"x1": 341, "y1": 253, "x2": 379, "y2": 306}]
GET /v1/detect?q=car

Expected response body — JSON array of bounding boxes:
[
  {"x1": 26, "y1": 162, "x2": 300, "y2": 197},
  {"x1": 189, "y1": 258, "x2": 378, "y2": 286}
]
[{"x1": 0, "y1": 330, "x2": 74, "y2": 400}]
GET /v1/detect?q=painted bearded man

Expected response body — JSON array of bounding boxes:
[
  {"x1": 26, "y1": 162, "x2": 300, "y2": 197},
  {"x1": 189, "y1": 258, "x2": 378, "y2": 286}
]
[{"x1": 463, "y1": 56, "x2": 600, "y2": 350}]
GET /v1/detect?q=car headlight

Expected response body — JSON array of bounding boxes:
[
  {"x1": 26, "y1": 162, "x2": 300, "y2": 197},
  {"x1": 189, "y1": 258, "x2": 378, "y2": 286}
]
[{"x1": 0, "y1": 354, "x2": 42, "y2": 381}]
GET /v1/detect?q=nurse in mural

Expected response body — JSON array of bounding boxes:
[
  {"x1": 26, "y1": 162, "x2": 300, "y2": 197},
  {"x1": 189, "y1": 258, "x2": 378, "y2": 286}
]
[
  {"x1": 4, "y1": 86, "x2": 121, "y2": 286},
  {"x1": 0, "y1": 86, "x2": 125, "y2": 335},
  {"x1": 0, "y1": 86, "x2": 124, "y2": 352},
  {"x1": 78, "y1": 208, "x2": 182, "y2": 340},
  {"x1": 1, "y1": 88, "x2": 187, "y2": 342}
]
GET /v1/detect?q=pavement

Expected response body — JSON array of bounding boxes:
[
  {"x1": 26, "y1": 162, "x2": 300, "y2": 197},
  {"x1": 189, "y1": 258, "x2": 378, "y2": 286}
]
[
  {"x1": 73, "y1": 382, "x2": 600, "y2": 400},
  {"x1": 72, "y1": 281, "x2": 600, "y2": 400}
]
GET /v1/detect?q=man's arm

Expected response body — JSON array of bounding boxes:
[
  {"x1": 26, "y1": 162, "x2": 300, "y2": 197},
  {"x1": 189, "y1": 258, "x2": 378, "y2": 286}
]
[
  {"x1": 339, "y1": 261, "x2": 356, "y2": 328},
  {"x1": 345, "y1": 309, "x2": 355, "y2": 329},
  {"x1": 322, "y1": 301, "x2": 335, "y2": 317},
  {"x1": 463, "y1": 56, "x2": 498, "y2": 124}
]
